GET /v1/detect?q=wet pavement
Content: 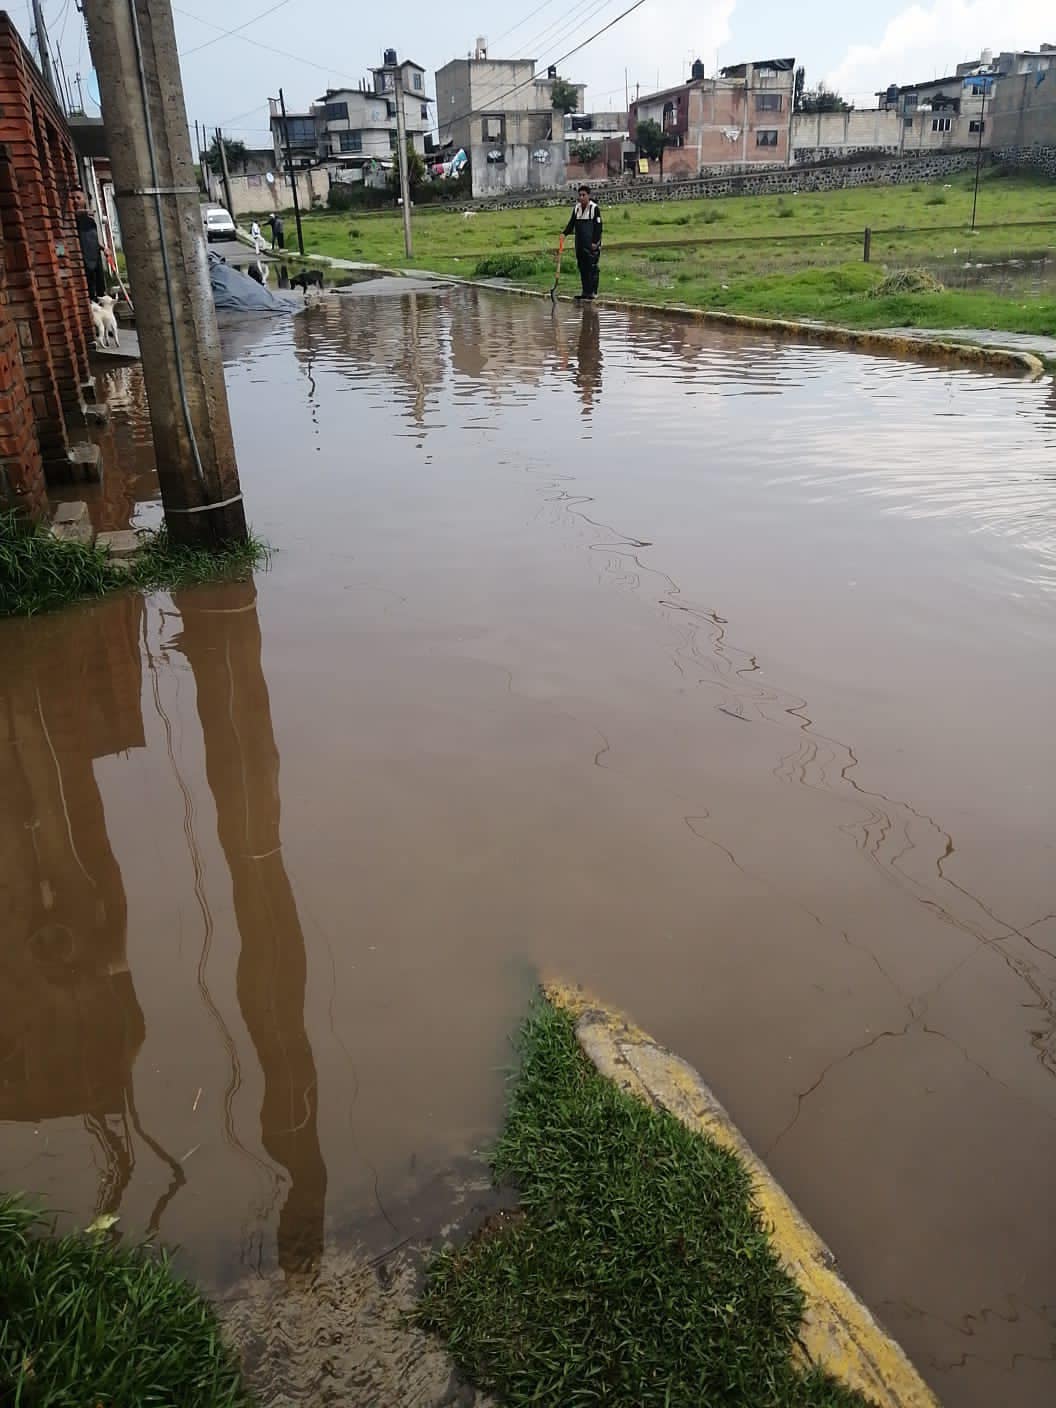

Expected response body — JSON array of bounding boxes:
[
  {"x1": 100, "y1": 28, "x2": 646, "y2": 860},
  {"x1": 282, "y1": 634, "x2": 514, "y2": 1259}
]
[{"x1": 2, "y1": 286, "x2": 1055, "y2": 1407}]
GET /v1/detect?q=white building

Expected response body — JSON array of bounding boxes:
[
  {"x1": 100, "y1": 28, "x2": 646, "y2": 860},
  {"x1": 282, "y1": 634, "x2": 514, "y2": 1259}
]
[{"x1": 315, "y1": 59, "x2": 433, "y2": 173}]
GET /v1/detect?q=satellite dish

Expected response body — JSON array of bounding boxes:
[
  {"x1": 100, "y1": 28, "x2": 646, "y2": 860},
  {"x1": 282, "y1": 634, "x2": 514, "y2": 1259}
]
[{"x1": 265, "y1": 171, "x2": 275, "y2": 184}]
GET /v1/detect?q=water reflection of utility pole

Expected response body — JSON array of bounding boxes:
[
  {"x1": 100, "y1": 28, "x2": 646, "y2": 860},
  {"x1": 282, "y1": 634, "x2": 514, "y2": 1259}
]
[{"x1": 172, "y1": 582, "x2": 327, "y2": 1275}]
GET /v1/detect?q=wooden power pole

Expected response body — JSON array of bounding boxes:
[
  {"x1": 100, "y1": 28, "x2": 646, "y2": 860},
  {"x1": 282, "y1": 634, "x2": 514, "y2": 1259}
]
[
  {"x1": 80, "y1": 0, "x2": 246, "y2": 546},
  {"x1": 392, "y1": 62, "x2": 413, "y2": 258},
  {"x1": 214, "y1": 126, "x2": 234, "y2": 216}
]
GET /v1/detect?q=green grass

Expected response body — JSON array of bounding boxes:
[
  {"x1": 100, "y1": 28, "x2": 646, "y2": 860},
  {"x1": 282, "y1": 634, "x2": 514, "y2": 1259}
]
[
  {"x1": 292, "y1": 168, "x2": 1056, "y2": 338},
  {"x1": 0, "y1": 1195, "x2": 253, "y2": 1406},
  {"x1": 418, "y1": 1002, "x2": 873, "y2": 1408},
  {"x1": 0, "y1": 510, "x2": 268, "y2": 618}
]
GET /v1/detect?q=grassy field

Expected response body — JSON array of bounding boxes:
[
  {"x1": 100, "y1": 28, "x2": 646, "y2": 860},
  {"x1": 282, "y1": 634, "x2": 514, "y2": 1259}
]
[
  {"x1": 418, "y1": 1001, "x2": 871, "y2": 1407},
  {"x1": 295, "y1": 168, "x2": 1056, "y2": 337}
]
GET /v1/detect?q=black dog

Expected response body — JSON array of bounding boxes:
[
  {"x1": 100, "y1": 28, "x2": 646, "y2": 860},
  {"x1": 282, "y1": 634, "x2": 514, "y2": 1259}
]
[{"x1": 289, "y1": 269, "x2": 324, "y2": 293}]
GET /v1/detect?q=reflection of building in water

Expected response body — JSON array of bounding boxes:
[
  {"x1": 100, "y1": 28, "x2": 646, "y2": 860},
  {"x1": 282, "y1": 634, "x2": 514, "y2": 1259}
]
[
  {"x1": 447, "y1": 289, "x2": 551, "y2": 390},
  {"x1": 0, "y1": 596, "x2": 173, "y2": 1216},
  {"x1": 291, "y1": 291, "x2": 448, "y2": 433},
  {"x1": 172, "y1": 582, "x2": 327, "y2": 1275}
]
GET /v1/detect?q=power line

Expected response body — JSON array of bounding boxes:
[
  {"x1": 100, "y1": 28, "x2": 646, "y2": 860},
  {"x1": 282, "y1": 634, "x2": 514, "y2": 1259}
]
[
  {"x1": 520, "y1": 0, "x2": 619, "y2": 66},
  {"x1": 174, "y1": 5, "x2": 365, "y2": 89},
  {"x1": 492, "y1": 0, "x2": 562, "y2": 48},
  {"x1": 180, "y1": 0, "x2": 292, "y2": 58}
]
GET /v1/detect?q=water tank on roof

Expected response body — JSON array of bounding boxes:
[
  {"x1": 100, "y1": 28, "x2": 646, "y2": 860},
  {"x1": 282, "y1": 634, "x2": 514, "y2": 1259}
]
[
  {"x1": 547, "y1": 65, "x2": 557, "y2": 80},
  {"x1": 691, "y1": 58, "x2": 705, "y2": 80},
  {"x1": 383, "y1": 48, "x2": 397, "y2": 67},
  {"x1": 885, "y1": 83, "x2": 899, "y2": 106},
  {"x1": 981, "y1": 48, "x2": 993, "y2": 66}
]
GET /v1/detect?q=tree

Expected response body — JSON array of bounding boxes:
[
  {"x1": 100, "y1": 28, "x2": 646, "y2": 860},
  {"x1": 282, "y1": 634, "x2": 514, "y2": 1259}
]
[
  {"x1": 388, "y1": 137, "x2": 426, "y2": 197},
  {"x1": 550, "y1": 76, "x2": 579, "y2": 115},
  {"x1": 635, "y1": 117, "x2": 669, "y2": 176},
  {"x1": 795, "y1": 77, "x2": 852, "y2": 114},
  {"x1": 204, "y1": 136, "x2": 247, "y2": 175},
  {"x1": 793, "y1": 66, "x2": 806, "y2": 111},
  {"x1": 569, "y1": 138, "x2": 600, "y2": 164}
]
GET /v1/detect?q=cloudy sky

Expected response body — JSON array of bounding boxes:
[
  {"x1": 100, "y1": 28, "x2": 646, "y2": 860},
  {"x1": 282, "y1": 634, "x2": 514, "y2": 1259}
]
[{"x1": 13, "y1": 0, "x2": 1052, "y2": 148}]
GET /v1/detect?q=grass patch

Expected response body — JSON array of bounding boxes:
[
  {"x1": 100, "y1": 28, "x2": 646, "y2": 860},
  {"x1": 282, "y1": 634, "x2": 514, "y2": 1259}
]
[
  {"x1": 473, "y1": 252, "x2": 551, "y2": 278},
  {"x1": 0, "y1": 1194, "x2": 253, "y2": 1406},
  {"x1": 0, "y1": 510, "x2": 268, "y2": 618},
  {"x1": 418, "y1": 1002, "x2": 872, "y2": 1407}
]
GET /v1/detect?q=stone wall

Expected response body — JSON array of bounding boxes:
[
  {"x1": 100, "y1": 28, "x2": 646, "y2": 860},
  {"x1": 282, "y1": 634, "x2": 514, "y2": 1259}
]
[
  {"x1": 470, "y1": 149, "x2": 984, "y2": 212},
  {"x1": 792, "y1": 145, "x2": 900, "y2": 165},
  {"x1": 992, "y1": 143, "x2": 1056, "y2": 179}
]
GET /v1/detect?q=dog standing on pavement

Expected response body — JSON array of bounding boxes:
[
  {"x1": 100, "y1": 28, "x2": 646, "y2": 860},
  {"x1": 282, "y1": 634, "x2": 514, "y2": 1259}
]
[{"x1": 90, "y1": 294, "x2": 119, "y2": 349}]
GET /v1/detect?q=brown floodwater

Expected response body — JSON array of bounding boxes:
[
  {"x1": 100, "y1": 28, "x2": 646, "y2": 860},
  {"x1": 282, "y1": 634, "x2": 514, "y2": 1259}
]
[{"x1": 2, "y1": 285, "x2": 1055, "y2": 1406}]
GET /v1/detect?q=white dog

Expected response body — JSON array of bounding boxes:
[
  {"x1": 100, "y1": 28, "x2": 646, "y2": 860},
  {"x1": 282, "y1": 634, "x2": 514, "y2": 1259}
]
[{"x1": 91, "y1": 294, "x2": 119, "y2": 349}]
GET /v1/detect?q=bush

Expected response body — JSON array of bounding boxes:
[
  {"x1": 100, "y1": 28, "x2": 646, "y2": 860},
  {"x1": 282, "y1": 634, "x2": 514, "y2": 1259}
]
[
  {"x1": 870, "y1": 268, "x2": 945, "y2": 297},
  {"x1": 473, "y1": 253, "x2": 550, "y2": 278},
  {"x1": 925, "y1": 191, "x2": 947, "y2": 205}
]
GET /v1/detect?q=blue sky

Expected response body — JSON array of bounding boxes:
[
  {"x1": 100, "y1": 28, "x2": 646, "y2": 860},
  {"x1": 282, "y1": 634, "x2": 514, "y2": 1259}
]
[{"x1": 14, "y1": 0, "x2": 1052, "y2": 147}]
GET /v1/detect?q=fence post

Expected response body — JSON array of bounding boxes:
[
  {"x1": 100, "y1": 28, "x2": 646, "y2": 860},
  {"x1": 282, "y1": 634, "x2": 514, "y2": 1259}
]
[{"x1": 863, "y1": 226, "x2": 872, "y2": 262}]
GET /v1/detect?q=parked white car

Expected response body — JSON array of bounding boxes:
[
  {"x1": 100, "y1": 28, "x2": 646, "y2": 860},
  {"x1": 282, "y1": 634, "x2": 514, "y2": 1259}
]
[{"x1": 203, "y1": 207, "x2": 236, "y2": 241}]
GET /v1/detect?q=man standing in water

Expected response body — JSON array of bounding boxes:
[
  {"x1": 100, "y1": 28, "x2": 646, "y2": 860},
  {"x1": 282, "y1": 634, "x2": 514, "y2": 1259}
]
[{"x1": 563, "y1": 185, "x2": 602, "y2": 301}]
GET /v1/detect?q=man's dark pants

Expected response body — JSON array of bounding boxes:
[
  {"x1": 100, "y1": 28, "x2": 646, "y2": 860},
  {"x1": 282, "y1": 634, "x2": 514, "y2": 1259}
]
[{"x1": 576, "y1": 250, "x2": 599, "y2": 298}]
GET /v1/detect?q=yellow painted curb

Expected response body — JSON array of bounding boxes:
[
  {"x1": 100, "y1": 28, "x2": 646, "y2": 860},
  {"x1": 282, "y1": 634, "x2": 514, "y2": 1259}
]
[
  {"x1": 459, "y1": 277, "x2": 1045, "y2": 379},
  {"x1": 544, "y1": 981, "x2": 941, "y2": 1408}
]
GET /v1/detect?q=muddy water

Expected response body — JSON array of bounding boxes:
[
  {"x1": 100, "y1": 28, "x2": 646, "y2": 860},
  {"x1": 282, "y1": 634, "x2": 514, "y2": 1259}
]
[{"x1": 2, "y1": 286, "x2": 1055, "y2": 1406}]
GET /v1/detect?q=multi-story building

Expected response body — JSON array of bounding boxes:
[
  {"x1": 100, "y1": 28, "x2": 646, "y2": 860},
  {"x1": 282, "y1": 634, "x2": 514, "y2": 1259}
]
[
  {"x1": 316, "y1": 59, "x2": 433, "y2": 169},
  {"x1": 435, "y1": 39, "x2": 585, "y2": 154},
  {"x1": 629, "y1": 58, "x2": 796, "y2": 177},
  {"x1": 876, "y1": 62, "x2": 992, "y2": 151},
  {"x1": 988, "y1": 44, "x2": 1056, "y2": 162}
]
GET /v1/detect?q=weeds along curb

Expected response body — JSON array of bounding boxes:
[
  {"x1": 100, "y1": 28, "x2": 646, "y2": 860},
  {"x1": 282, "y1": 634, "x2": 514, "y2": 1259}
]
[
  {"x1": 544, "y1": 982, "x2": 941, "y2": 1408},
  {"x1": 457, "y1": 277, "x2": 1046, "y2": 379}
]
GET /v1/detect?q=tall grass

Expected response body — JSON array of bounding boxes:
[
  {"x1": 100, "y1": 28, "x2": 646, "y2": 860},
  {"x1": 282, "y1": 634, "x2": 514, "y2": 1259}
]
[
  {"x1": 0, "y1": 1195, "x2": 253, "y2": 1406},
  {"x1": 0, "y1": 510, "x2": 268, "y2": 619}
]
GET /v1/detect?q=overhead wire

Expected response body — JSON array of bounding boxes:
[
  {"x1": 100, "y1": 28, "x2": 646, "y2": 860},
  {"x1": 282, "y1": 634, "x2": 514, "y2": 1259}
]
[
  {"x1": 492, "y1": 0, "x2": 563, "y2": 47},
  {"x1": 180, "y1": 0, "x2": 292, "y2": 58}
]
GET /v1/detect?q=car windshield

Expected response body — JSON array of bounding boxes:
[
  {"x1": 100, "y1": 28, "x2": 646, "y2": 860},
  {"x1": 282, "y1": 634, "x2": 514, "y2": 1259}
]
[{"x1": 207, "y1": 210, "x2": 232, "y2": 223}]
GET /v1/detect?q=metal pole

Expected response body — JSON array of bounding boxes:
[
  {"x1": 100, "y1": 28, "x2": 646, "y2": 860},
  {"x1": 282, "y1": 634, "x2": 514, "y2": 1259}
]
[
  {"x1": 971, "y1": 91, "x2": 986, "y2": 232},
  {"x1": 277, "y1": 88, "x2": 305, "y2": 256},
  {"x1": 80, "y1": 0, "x2": 246, "y2": 546},
  {"x1": 392, "y1": 63, "x2": 413, "y2": 258}
]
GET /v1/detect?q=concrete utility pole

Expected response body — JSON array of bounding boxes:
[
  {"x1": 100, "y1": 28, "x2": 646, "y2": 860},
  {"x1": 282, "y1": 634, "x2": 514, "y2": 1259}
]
[
  {"x1": 214, "y1": 126, "x2": 234, "y2": 215},
  {"x1": 30, "y1": 0, "x2": 57, "y2": 100},
  {"x1": 277, "y1": 89, "x2": 305, "y2": 255},
  {"x1": 80, "y1": 0, "x2": 246, "y2": 546},
  {"x1": 392, "y1": 62, "x2": 413, "y2": 258}
]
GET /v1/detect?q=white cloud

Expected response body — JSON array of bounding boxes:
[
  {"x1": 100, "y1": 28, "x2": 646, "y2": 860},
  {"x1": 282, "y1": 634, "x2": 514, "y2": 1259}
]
[
  {"x1": 828, "y1": 0, "x2": 1052, "y2": 102},
  {"x1": 571, "y1": 0, "x2": 737, "y2": 107}
]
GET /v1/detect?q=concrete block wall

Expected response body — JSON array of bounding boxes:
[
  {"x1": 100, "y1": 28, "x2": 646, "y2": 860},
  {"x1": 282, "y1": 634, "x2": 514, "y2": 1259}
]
[
  {"x1": 993, "y1": 143, "x2": 1056, "y2": 179},
  {"x1": 0, "y1": 208, "x2": 46, "y2": 516}
]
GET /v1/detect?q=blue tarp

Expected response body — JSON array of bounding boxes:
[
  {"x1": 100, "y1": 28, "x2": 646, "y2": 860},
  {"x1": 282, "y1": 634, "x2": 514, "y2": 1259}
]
[{"x1": 208, "y1": 251, "x2": 291, "y2": 314}]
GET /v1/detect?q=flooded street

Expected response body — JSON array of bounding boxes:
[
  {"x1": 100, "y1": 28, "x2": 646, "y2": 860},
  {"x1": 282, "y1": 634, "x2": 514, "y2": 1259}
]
[{"x1": 2, "y1": 285, "x2": 1054, "y2": 1407}]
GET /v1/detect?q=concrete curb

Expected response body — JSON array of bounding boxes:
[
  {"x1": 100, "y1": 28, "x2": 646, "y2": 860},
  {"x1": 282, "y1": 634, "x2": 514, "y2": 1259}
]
[
  {"x1": 544, "y1": 982, "x2": 941, "y2": 1408},
  {"x1": 453, "y1": 277, "x2": 1045, "y2": 379}
]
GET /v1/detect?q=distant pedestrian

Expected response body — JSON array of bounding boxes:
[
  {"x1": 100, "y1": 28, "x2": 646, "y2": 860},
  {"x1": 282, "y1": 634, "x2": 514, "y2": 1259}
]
[
  {"x1": 563, "y1": 185, "x2": 602, "y2": 301},
  {"x1": 74, "y1": 192, "x2": 106, "y2": 299},
  {"x1": 265, "y1": 213, "x2": 285, "y2": 250},
  {"x1": 250, "y1": 219, "x2": 263, "y2": 256}
]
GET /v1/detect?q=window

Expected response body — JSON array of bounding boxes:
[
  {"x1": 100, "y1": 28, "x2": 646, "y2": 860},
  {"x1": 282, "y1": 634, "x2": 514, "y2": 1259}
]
[
  {"x1": 969, "y1": 119, "x2": 984, "y2": 133},
  {"x1": 388, "y1": 130, "x2": 399, "y2": 151},
  {"x1": 279, "y1": 115, "x2": 315, "y2": 146},
  {"x1": 412, "y1": 72, "x2": 423, "y2": 91},
  {"x1": 932, "y1": 116, "x2": 952, "y2": 132},
  {"x1": 755, "y1": 92, "x2": 782, "y2": 111},
  {"x1": 421, "y1": 104, "x2": 429, "y2": 120},
  {"x1": 482, "y1": 113, "x2": 506, "y2": 141},
  {"x1": 339, "y1": 130, "x2": 362, "y2": 152},
  {"x1": 903, "y1": 115, "x2": 914, "y2": 128},
  {"x1": 756, "y1": 129, "x2": 779, "y2": 147},
  {"x1": 903, "y1": 93, "x2": 918, "y2": 111},
  {"x1": 322, "y1": 101, "x2": 348, "y2": 122}
]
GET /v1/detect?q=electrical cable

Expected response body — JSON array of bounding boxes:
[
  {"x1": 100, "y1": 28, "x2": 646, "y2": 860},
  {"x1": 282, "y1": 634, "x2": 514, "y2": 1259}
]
[{"x1": 180, "y1": 0, "x2": 291, "y2": 58}]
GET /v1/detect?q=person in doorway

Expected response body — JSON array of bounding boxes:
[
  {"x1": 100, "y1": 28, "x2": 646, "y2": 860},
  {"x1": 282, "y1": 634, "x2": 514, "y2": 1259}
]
[
  {"x1": 563, "y1": 185, "x2": 602, "y2": 301},
  {"x1": 74, "y1": 192, "x2": 106, "y2": 299},
  {"x1": 265, "y1": 213, "x2": 285, "y2": 251}
]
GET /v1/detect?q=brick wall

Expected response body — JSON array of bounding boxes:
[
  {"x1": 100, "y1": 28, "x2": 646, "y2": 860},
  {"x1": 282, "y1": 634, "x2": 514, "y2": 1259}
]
[
  {"x1": 0, "y1": 15, "x2": 96, "y2": 497},
  {"x1": 0, "y1": 206, "x2": 45, "y2": 514}
]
